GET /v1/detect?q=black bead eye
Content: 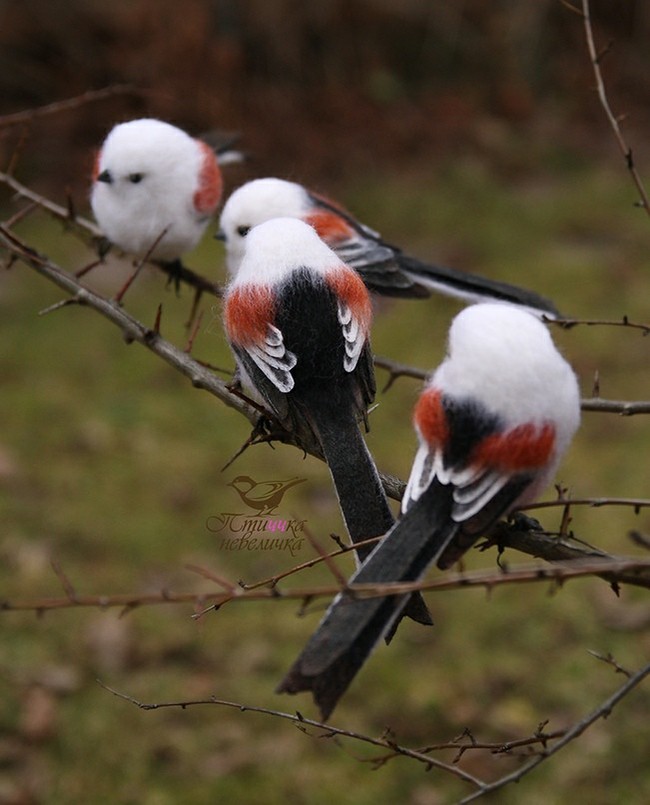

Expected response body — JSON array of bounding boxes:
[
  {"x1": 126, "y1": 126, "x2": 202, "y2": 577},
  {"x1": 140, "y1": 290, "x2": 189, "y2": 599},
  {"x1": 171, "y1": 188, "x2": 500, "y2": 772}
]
[
  {"x1": 236, "y1": 225, "x2": 251, "y2": 237},
  {"x1": 128, "y1": 173, "x2": 144, "y2": 184}
]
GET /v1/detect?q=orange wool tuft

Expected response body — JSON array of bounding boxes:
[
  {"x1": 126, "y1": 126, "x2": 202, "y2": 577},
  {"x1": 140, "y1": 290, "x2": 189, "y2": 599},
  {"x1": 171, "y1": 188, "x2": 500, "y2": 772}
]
[
  {"x1": 326, "y1": 267, "x2": 372, "y2": 333},
  {"x1": 472, "y1": 422, "x2": 555, "y2": 473},
  {"x1": 305, "y1": 210, "x2": 356, "y2": 243},
  {"x1": 91, "y1": 149, "x2": 101, "y2": 182},
  {"x1": 193, "y1": 141, "x2": 222, "y2": 214},
  {"x1": 413, "y1": 389, "x2": 448, "y2": 448},
  {"x1": 225, "y1": 285, "x2": 275, "y2": 347}
]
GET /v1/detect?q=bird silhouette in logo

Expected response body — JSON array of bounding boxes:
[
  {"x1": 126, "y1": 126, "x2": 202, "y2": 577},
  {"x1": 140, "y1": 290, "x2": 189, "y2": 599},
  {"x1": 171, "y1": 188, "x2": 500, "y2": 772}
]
[{"x1": 228, "y1": 476, "x2": 306, "y2": 514}]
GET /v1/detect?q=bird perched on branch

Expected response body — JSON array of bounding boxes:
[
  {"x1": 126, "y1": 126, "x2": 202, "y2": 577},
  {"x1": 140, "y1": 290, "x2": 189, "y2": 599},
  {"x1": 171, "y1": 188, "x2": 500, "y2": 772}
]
[
  {"x1": 218, "y1": 177, "x2": 559, "y2": 318},
  {"x1": 222, "y1": 216, "x2": 432, "y2": 629},
  {"x1": 277, "y1": 303, "x2": 581, "y2": 719},
  {"x1": 91, "y1": 118, "x2": 231, "y2": 281}
]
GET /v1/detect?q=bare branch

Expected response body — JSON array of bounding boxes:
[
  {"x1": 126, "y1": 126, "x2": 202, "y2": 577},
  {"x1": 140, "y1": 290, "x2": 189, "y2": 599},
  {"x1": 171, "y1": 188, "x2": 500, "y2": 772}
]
[
  {"x1": 581, "y1": 0, "x2": 650, "y2": 216},
  {"x1": 373, "y1": 355, "x2": 427, "y2": 390},
  {"x1": 522, "y1": 497, "x2": 650, "y2": 513},
  {"x1": 489, "y1": 521, "x2": 650, "y2": 591},
  {"x1": 0, "y1": 171, "x2": 224, "y2": 298},
  {"x1": 113, "y1": 228, "x2": 170, "y2": 304},
  {"x1": 587, "y1": 650, "x2": 632, "y2": 679},
  {"x1": 552, "y1": 315, "x2": 650, "y2": 335},
  {"x1": 3, "y1": 554, "x2": 650, "y2": 616},
  {"x1": 0, "y1": 85, "x2": 141, "y2": 129},
  {"x1": 97, "y1": 656, "x2": 650, "y2": 799},
  {"x1": 0, "y1": 225, "x2": 253, "y2": 422},
  {"x1": 457, "y1": 658, "x2": 650, "y2": 802},
  {"x1": 369, "y1": 722, "x2": 566, "y2": 768},
  {"x1": 374, "y1": 355, "x2": 650, "y2": 415},
  {"x1": 94, "y1": 680, "x2": 488, "y2": 785},
  {"x1": 580, "y1": 399, "x2": 650, "y2": 416},
  {"x1": 0, "y1": 169, "x2": 101, "y2": 240}
]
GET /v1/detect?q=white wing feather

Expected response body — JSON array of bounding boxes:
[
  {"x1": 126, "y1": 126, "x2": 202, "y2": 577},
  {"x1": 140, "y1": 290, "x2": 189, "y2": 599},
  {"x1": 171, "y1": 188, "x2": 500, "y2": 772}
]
[
  {"x1": 246, "y1": 324, "x2": 297, "y2": 393},
  {"x1": 403, "y1": 441, "x2": 515, "y2": 524},
  {"x1": 337, "y1": 300, "x2": 365, "y2": 371}
]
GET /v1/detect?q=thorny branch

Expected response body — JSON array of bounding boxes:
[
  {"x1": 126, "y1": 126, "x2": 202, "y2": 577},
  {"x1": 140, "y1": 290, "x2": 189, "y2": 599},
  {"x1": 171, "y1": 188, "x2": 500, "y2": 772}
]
[
  {"x1": 97, "y1": 656, "x2": 650, "y2": 798},
  {"x1": 457, "y1": 658, "x2": 650, "y2": 802},
  {"x1": 0, "y1": 225, "x2": 250, "y2": 420},
  {"x1": 0, "y1": 168, "x2": 101, "y2": 241},
  {"x1": 368, "y1": 722, "x2": 566, "y2": 768},
  {"x1": 96, "y1": 680, "x2": 484, "y2": 785},
  {"x1": 3, "y1": 551, "x2": 650, "y2": 615},
  {"x1": 0, "y1": 171, "x2": 224, "y2": 297}
]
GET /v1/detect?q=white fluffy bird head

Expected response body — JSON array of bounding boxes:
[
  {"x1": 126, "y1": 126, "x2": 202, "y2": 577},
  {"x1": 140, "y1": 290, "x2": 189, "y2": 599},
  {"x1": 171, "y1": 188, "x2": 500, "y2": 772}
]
[
  {"x1": 424, "y1": 303, "x2": 580, "y2": 496},
  {"x1": 435, "y1": 303, "x2": 579, "y2": 429},
  {"x1": 91, "y1": 118, "x2": 221, "y2": 261},
  {"x1": 219, "y1": 178, "x2": 311, "y2": 275},
  {"x1": 232, "y1": 216, "x2": 346, "y2": 288},
  {"x1": 402, "y1": 303, "x2": 581, "y2": 525}
]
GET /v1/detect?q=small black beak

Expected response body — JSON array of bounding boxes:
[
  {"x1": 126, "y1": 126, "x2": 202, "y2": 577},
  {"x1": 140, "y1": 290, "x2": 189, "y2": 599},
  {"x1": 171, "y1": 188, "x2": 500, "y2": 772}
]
[
  {"x1": 214, "y1": 229, "x2": 226, "y2": 241},
  {"x1": 96, "y1": 169, "x2": 113, "y2": 184}
]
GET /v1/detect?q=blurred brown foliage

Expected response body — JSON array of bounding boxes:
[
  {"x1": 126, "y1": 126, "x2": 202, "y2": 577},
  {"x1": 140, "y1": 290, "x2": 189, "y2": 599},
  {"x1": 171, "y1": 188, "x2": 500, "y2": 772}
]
[{"x1": 1, "y1": 0, "x2": 650, "y2": 193}]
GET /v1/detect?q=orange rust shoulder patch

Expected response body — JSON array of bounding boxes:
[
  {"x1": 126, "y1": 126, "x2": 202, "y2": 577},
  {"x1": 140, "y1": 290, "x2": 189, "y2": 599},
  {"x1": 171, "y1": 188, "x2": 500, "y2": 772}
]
[
  {"x1": 193, "y1": 140, "x2": 222, "y2": 214},
  {"x1": 471, "y1": 422, "x2": 555, "y2": 473},
  {"x1": 224, "y1": 284, "x2": 275, "y2": 346},
  {"x1": 413, "y1": 388, "x2": 448, "y2": 449},
  {"x1": 305, "y1": 210, "x2": 356, "y2": 244},
  {"x1": 326, "y1": 267, "x2": 372, "y2": 332}
]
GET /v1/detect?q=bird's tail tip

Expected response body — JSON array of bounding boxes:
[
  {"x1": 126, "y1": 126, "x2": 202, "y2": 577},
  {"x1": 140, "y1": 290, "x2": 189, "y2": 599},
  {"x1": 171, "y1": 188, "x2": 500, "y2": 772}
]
[{"x1": 276, "y1": 670, "x2": 335, "y2": 722}]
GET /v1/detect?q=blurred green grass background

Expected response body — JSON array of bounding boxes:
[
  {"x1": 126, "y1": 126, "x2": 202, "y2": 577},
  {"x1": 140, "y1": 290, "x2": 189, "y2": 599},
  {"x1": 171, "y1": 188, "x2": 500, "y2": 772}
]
[{"x1": 2, "y1": 156, "x2": 650, "y2": 804}]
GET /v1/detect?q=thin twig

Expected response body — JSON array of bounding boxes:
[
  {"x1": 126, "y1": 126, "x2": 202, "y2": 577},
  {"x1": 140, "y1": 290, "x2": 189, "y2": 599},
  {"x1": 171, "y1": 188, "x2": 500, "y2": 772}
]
[
  {"x1": 373, "y1": 355, "x2": 427, "y2": 391},
  {"x1": 374, "y1": 355, "x2": 650, "y2": 415},
  {"x1": 0, "y1": 85, "x2": 141, "y2": 129},
  {"x1": 553, "y1": 315, "x2": 650, "y2": 334},
  {"x1": 521, "y1": 496, "x2": 650, "y2": 513},
  {"x1": 369, "y1": 723, "x2": 566, "y2": 768},
  {"x1": 239, "y1": 535, "x2": 380, "y2": 591},
  {"x1": 0, "y1": 169, "x2": 101, "y2": 239},
  {"x1": 581, "y1": 0, "x2": 650, "y2": 216},
  {"x1": 96, "y1": 680, "x2": 485, "y2": 785},
  {"x1": 0, "y1": 172, "x2": 223, "y2": 297},
  {"x1": 587, "y1": 650, "x2": 632, "y2": 679},
  {"x1": 458, "y1": 659, "x2": 650, "y2": 802},
  {"x1": 1, "y1": 200, "x2": 39, "y2": 228},
  {"x1": 0, "y1": 225, "x2": 256, "y2": 423},
  {"x1": 3, "y1": 556, "x2": 650, "y2": 615},
  {"x1": 184, "y1": 310, "x2": 204, "y2": 354}
]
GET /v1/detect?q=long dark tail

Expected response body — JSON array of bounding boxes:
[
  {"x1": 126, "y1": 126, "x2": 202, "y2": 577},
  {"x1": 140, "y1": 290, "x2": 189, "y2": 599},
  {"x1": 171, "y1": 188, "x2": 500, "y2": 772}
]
[
  {"x1": 307, "y1": 399, "x2": 432, "y2": 629},
  {"x1": 277, "y1": 481, "x2": 456, "y2": 719},
  {"x1": 398, "y1": 254, "x2": 560, "y2": 318}
]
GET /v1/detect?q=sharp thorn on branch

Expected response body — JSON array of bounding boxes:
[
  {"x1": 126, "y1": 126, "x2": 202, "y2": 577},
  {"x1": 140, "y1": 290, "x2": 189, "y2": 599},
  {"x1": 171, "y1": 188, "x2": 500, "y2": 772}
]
[
  {"x1": 38, "y1": 297, "x2": 79, "y2": 316},
  {"x1": 153, "y1": 303, "x2": 162, "y2": 335},
  {"x1": 184, "y1": 310, "x2": 204, "y2": 354}
]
